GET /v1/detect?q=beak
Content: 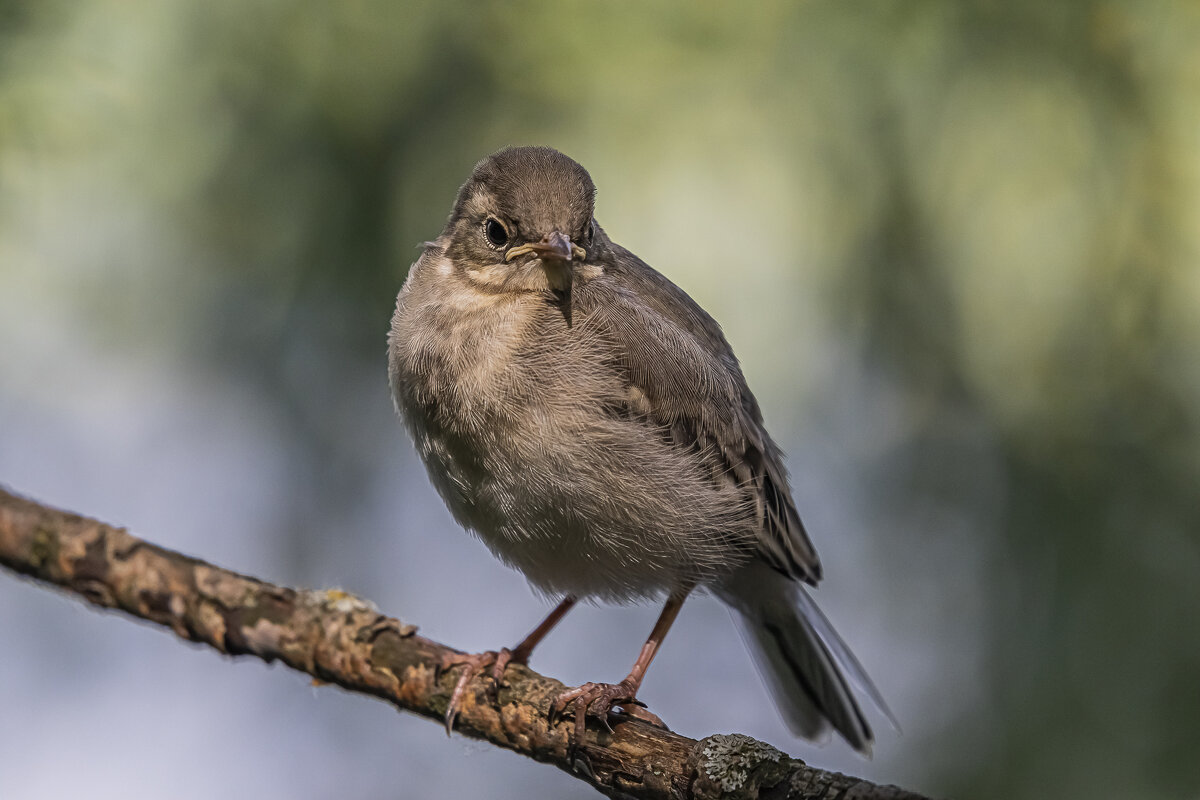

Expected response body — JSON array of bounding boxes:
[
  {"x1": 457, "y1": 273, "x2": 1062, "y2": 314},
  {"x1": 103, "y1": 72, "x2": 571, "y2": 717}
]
[
  {"x1": 504, "y1": 231, "x2": 588, "y2": 264},
  {"x1": 530, "y1": 230, "x2": 575, "y2": 261},
  {"x1": 504, "y1": 231, "x2": 581, "y2": 328}
]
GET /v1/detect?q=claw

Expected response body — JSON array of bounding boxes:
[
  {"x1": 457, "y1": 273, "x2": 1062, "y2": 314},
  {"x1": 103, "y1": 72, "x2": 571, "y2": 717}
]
[
  {"x1": 439, "y1": 649, "x2": 514, "y2": 734},
  {"x1": 549, "y1": 678, "x2": 644, "y2": 746}
]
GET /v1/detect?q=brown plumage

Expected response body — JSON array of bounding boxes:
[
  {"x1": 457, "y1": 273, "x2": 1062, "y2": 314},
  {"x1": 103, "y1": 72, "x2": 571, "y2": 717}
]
[{"x1": 388, "y1": 146, "x2": 888, "y2": 751}]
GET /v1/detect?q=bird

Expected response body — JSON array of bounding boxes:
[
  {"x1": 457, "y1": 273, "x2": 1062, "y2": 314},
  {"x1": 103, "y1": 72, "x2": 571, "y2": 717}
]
[{"x1": 387, "y1": 145, "x2": 890, "y2": 752}]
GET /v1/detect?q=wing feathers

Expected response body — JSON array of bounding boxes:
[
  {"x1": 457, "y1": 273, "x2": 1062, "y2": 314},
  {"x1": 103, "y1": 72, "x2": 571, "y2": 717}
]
[{"x1": 581, "y1": 245, "x2": 821, "y2": 584}]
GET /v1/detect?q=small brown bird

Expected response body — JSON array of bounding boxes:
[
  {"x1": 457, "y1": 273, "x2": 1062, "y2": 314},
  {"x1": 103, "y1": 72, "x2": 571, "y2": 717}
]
[{"x1": 388, "y1": 146, "x2": 888, "y2": 751}]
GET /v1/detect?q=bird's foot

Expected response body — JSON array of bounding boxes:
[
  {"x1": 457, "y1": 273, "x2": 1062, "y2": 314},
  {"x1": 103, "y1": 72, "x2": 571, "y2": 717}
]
[
  {"x1": 549, "y1": 678, "x2": 648, "y2": 744},
  {"x1": 438, "y1": 648, "x2": 520, "y2": 733}
]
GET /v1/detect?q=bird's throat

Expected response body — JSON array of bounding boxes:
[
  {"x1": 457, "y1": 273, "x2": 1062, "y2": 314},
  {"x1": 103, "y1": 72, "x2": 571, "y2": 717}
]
[
  {"x1": 540, "y1": 259, "x2": 573, "y2": 293},
  {"x1": 540, "y1": 260, "x2": 574, "y2": 327}
]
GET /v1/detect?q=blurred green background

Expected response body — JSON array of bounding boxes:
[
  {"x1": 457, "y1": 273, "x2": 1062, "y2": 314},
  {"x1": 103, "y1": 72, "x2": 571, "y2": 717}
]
[{"x1": 2, "y1": 2, "x2": 1198, "y2": 799}]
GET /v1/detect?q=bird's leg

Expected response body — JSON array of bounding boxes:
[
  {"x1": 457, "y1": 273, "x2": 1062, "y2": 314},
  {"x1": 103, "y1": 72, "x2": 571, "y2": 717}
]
[
  {"x1": 551, "y1": 584, "x2": 692, "y2": 743},
  {"x1": 441, "y1": 595, "x2": 577, "y2": 733}
]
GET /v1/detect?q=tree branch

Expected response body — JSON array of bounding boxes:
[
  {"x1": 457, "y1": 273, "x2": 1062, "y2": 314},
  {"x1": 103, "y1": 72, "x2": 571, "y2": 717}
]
[{"x1": 0, "y1": 485, "x2": 927, "y2": 800}]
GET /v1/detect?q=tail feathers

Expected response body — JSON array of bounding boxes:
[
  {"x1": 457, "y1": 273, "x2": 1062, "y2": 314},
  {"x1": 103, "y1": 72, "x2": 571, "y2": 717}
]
[
  {"x1": 792, "y1": 586, "x2": 899, "y2": 732},
  {"x1": 718, "y1": 563, "x2": 890, "y2": 755}
]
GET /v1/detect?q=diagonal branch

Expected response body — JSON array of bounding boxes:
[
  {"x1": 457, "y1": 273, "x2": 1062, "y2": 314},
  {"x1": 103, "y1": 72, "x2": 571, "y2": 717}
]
[{"x1": 0, "y1": 486, "x2": 928, "y2": 800}]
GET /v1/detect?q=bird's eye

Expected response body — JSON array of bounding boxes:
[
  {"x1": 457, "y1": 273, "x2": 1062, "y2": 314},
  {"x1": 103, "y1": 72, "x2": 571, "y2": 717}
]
[
  {"x1": 484, "y1": 217, "x2": 509, "y2": 248},
  {"x1": 584, "y1": 220, "x2": 596, "y2": 245}
]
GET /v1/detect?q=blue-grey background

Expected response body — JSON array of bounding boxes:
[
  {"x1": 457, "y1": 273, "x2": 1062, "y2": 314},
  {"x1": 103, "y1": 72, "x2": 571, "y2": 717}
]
[{"x1": 2, "y1": 3, "x2": 1197, "y2": 798}]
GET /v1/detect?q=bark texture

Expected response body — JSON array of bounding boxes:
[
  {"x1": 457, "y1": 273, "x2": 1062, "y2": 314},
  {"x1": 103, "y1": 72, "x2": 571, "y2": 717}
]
[{"x1": 0, "y1": 486, "x2": 929, "y2": 800}]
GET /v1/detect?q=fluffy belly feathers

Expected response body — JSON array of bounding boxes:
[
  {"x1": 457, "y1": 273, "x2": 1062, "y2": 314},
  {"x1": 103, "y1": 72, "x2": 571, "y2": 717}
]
[{"x1": 390, "y1": 279, "x2": 756, "y2": 600}]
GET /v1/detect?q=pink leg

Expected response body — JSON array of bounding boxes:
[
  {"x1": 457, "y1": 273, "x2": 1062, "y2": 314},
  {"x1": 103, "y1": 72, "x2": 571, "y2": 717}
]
[
  {"x1": 550, "y1": 584, "x2": 691, "y2": 743},
  {"x1": 442, "y1": 596, "x2": 577, "y2": 732}
]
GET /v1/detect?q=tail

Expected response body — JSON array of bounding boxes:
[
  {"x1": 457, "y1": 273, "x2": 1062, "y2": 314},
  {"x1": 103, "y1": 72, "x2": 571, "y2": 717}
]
[{"x1": 716, "y1": 562, "x2": 893, "y2": 755}]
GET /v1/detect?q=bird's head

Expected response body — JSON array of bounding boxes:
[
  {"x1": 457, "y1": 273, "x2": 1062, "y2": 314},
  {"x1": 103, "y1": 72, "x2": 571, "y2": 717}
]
[{"x1": 439, "y1": 146, "x2": 602, "y2": 322}]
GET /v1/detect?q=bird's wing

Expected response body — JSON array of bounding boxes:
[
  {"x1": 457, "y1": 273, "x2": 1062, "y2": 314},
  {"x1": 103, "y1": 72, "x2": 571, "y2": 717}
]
[{"x1": 581, "y1": 246, "x2": 822, "y2": 585}]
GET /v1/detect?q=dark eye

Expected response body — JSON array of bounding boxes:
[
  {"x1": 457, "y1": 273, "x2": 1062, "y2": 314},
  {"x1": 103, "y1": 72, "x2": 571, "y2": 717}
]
[
  {"x1": 484, "y1": 217, "x2": 509, "y2": 248},
  {"x1": 584, "y1": 220, "x2": 595, "y2": 245}
]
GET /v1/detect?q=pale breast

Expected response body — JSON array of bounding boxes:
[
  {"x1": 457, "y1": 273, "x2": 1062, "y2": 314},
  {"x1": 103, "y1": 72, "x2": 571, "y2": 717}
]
[
  {"x1": 389, "y1": 254, "x2": 540, "y2": 520},
  {"x1": 389, "y1": 254, "x2": 757, "y2": 601}
]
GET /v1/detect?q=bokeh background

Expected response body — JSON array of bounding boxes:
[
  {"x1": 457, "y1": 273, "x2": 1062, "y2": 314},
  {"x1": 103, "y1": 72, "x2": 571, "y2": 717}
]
[{"x1": 2, "y1": 2, "x2": 1198, "y2": 798}]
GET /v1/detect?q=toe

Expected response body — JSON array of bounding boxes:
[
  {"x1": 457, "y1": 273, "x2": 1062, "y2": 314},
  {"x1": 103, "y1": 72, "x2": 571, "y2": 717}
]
[
  {"x1": 551, "y1": 680, "x2": 645, "y2": 743},
  {"x1": 489, "y1": 648, "x2": 516, "y2": 685},
  {"x1": 574, "y1": 697, "x2": 589, "y2": 743},
  {"x1": 440, "y1": 650, "x2": 504, "y2": 733}
]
